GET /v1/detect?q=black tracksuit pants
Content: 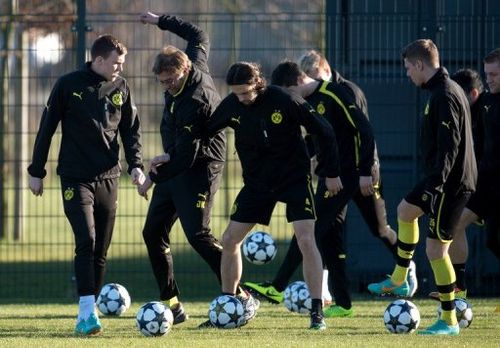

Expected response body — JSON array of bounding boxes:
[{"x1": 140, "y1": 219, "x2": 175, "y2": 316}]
[
  {"x1": 61, "y1": 177, "x2": 118, "y2": 297},
  {"x1": 142, "y1": 161, "x2": 224, "y2": 301}
]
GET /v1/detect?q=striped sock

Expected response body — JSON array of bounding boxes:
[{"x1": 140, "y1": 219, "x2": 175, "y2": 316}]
[
  {"x1": 431, "y1": 256, "x2": 457, "y2": 326},
  {"x1": 391, "y1": 219, "x2": 419, "y2": 284}
]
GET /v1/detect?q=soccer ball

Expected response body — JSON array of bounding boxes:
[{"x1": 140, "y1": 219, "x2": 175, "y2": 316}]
[
  {"x1": 284, "y1": 281, "x2": 311, "y2": 314},
  {"x1": 242, "y1": 231, "x2": 277, "y2": 265},
  {"x1": 96, "y1": 283, "x2": 131, "y2": 316},
  {"x1": 208, "y1": 295, "x2": 245, "y2": 329},
  {"x1": 384, "y1": 299, "x2": 420, "y2": 334},
  {"x1": 437, "y1": 298, "x2": 473, "y2": 328},
  {"x1": 136, "y1": 301, "x2": 174, "y2": 337}
]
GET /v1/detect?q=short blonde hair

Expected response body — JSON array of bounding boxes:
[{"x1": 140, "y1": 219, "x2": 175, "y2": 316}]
[
  {"x1": 298, "y1": 50, "x2": 331, "y2": 78},
  {"x1": 152, "y1": 45, "x2": 192, "y2": 75}
]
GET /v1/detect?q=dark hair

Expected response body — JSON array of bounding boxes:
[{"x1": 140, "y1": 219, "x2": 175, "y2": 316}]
[
  {"x1": 401, "y1": 39, "x2": 439, "y2": 67},
  {"x1": 451, "y1": 69, "x2": 484, "y2": 94},
  {"x1": 484, "y1": 48, "x2": 500, "y2": 64},
  {"x1": 225, "y1": 62, "x2": 266, "y2": 91},
  {"x1": 90, "y1": 34, "x2": 127, "y2": 61},
  {"x1": 152, "y1": 45, "x2": 191, "y2": 75},
  {"x1": 271, "y1": 60, "x2": 305, "y2": 87}
]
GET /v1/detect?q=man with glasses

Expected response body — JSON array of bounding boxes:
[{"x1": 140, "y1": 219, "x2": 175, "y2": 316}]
[{"x1": 138, "y1": 12, "x2": 240, "y2": 325}]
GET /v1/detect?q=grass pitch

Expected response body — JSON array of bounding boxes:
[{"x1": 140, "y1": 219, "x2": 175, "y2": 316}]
[{"x1": 0, "y1": 298, "x2": 498, "y2": 347}]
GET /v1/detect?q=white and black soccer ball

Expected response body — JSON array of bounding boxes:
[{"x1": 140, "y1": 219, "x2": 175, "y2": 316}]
[
  {"x1": 96, "y1": 283, "x2": 131, "y2": 316},
  {"x1": 242, "y1": 231, "x2": 277, "y2": 265},
  {"x1": 284, "y1": 281, "x2": 311, "y2": 314},
  {"x1": 437, "y1": 298, "x2": 473, "y2": 328},
  {"x1": 208, "y1": 295, "x2": 245, "y2": 329},
  {"x1": 136, "y1": 301, "x2": 174, "y2": 337},
  {"x1": 384, "y1": 299, "x2": 420, "y2": 334}
]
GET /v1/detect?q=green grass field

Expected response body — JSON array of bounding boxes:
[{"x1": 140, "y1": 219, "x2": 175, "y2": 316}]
[{"x1": 0, "y1": 299, "x2": 499, "y2": 347}]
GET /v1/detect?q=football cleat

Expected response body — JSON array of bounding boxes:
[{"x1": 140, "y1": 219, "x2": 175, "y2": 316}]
[
  {"x1": 367, "y1": 276, "x2": 410, "y2": 297},
  {"x1": 428, "y1": 287, "x2": 467, "y2": 301},
  {"x1": 324, "y1": 305, "x2": 353, "y2": 318},
  {"x1": 407, "y1": 261, "x2": 418, "y2": 297},
  {"x1": 417, "y1": 319, "x2": 459, "y2": 335},
  {"x1": 170, "y1": 302, "x2": 189, "y2": 325},
  {"x1": 309, "y1": 312, "x2": 326, "y2": 330},
  {"x1": 74, "y1": 313, "x2": 102, "y2": 336},
  {"x1": 242, "y1": 281, "x2": 284, "y2": 304},
  {"x1": 197, "y1": 319, "x2": 216, "y2": 329}
]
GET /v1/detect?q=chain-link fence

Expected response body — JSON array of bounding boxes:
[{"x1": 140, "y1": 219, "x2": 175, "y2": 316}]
[{"x1": 1, "y1": 0, "x2": 498, "y2": 301}]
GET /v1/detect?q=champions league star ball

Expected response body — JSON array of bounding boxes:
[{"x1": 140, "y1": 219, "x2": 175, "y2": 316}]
[
  {"x1": 96, "y1": 283, "x2": 131, "y2": 316},
  {"x1": 208, "y1": 295, "x2": 245, "y2": 329},
  {"x1": 242, "y1": 231, "x2": 277, "y2": 265},
  {"x1": 136, "y1": 301, "x2": 174, "y2": 337},
  {"x1": 284, "y1": 281, "x2": 311, "y2": 314},
  {"x1": 383, "y1": 299, "x2": 420, "y2": 334},
  {"x1": 437, "y1": 298, "x2": 473, "y2": 328}
]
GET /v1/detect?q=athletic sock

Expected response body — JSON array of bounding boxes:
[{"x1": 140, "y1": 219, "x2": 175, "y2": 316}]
[
  {"x1": 391, "y1": 219, "x2": 419, "y2": 284},
  {"x1": 78, "y1": 295, "x2": 96, "y2": 321},
  {"x1": 166, "y1": 296, "x2": 179, "y2": 307},
  {"x1": 453, "y1": 263, "x2": 466, "y2": 291},
  {"x1": 431, "y1": 256, "x2": 457, "y2": 326}
]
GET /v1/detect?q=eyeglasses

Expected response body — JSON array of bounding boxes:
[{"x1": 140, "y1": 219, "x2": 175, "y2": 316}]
[{"x1": 155, "y1": 72, "x2": 184, "y2": 86}]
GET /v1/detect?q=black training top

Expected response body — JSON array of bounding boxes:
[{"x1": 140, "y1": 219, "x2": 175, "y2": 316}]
[
  {"x1": 28, "y1": 63, "x2": 143, "y2": 181},
  {"x1": 149, "y1": 15, "x2": 226, "y2": 183},
  {"x1": 419, "y1": 67, "x2": 477, "y2": 192},
  {"x1": 207, "y1": 85, "x2": 340, "y2": 192}
]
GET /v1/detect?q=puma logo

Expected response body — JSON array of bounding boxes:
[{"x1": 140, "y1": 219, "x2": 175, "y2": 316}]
[
  {"x1": 484, "y1": 105, "x2": 491, "y2": 113},
  {"x1": 441, "y1": 121, "x2": 451, "y2": 129},
  {"x1": 183, "y1": 125, "x2": 193, "y2": 133},
  {"x1": 72, "y1": 92, "x2": 83, "y2": 100},
  {"x1": 231, "y1": 116, "x2": 241, "y2": 124}
]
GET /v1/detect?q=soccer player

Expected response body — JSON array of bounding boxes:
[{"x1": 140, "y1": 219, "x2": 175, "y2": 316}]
[
  {"x1": 258, "y1": 61, "x2": 375, "y2": 319},
  {"x1": 206, "y1": 62, "x2": 343, "y2": 330},
  {"x1": 427, "y1": 68, "x2": 486, "y2": 300},
  {"x1": 367, "y1": 39, "x2": 477, "y2": 336},
  {"x1": 137, "y1": 12, "x2": 231, "y2": 325},
  {"x1": 446, "y1": 52, "x2": 500, "y2": 298},
  {"x1": 28, "y1": 35, "x2": 145, "y2": 335}
]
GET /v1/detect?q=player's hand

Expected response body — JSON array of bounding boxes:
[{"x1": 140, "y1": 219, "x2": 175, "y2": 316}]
[
  {"x1": 325, "y1": 176, "x2": 343, "y2": 196},
  {"x1": 131, "y1": 167, "x2": 146, "y2": 186},
  {"x1": 139, "y1": 11, "x2": 160, "y2": 25},
  {"x1": 137, "y1": 176, "x2": 153, "y2": 200},
  {"x1": 29, "y1": 175, "x2": 43, "y2": 196},
  {"x1": 359, "y1": 175, "x2": 374, "y2": 196},
  {"x1": 150, "y1": 153, "x2": 170, "y2": 174}
]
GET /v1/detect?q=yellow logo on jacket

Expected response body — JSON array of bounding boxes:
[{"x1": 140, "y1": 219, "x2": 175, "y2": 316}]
[
  {"x1": 112, "y1": 92, "x2": 123, "y2": 106},
  {"x1": 271, "y1": 110, "x2": 282, "y2": 124},
  {"x1": 64, "y1": 187, "x2": 74, "y2": 201},
  {"x1": 316, "y1": 102, "x2": 326, "y2": 115}
]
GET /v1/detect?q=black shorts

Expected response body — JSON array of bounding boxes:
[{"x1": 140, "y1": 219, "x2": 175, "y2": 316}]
[
  {"x1": 466, "y1": 174, "x2": 499, "y2": 219},
  {"x1": 406, "y1": 181, "x2": 471, "y2": 242},
  {"x1": 230, "y1": 175, "x2": 316, "y2": 225}
]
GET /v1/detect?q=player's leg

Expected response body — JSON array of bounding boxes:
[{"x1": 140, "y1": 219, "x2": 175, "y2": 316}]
[
  {"x1": 418, "y1": 190, "x2": 470, "y2": 335},
  {"x1": 141, "y1": 183, "x2": 180, "y2": 306},
  {"x1": 220, "y1": 220, "x2": 255, "y2": 294},
  {"x1": 367, "y1": 198, "x2": 422, "y2": 296},
  {"x1": 93, "y1": 178, "x2": 119, "y2": 300},
  {"x1": 293, "y1": 219, "x2": 326, "y2": 330},
  {"x1": 61, "y1": 179, "x2": 102, "y2": 335}
]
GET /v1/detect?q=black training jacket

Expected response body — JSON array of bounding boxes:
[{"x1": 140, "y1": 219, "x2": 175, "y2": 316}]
[
  {"x1": 306, "y1": 80, "x2": 375, "y2": 176},
  {"x1": 28, "y1": 63, "x2": 143, "y2": 181},
  {"x1": 149, "y1": 15, "x2": 226, "y2": 183},
  {"x1": 207, "y1": 85, "x2": 340, "y2": 192},
  {"x1": 478, "y1": 91, "x2": 500, "y2": 177},
  {"x1": 419, "y1": 67, "x2": 477, "y2": 192}
]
